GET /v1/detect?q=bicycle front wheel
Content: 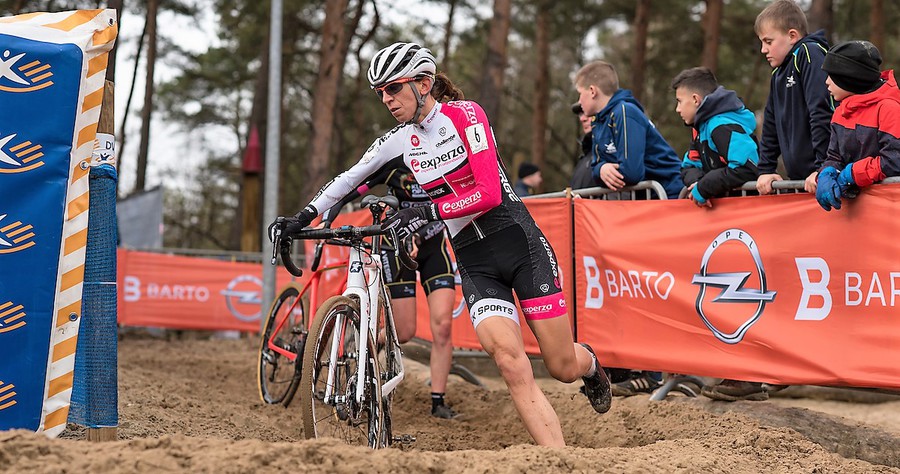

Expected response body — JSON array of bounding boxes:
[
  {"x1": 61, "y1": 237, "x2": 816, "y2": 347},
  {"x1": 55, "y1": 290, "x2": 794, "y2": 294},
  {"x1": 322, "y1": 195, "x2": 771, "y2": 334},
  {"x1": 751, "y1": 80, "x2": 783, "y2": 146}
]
[
  {"x1": 300, "y1": 295, "x2": 384, "y2": 448},
  {"x1": 257, "y1": 283, "x2": 307, "y2": 405}
]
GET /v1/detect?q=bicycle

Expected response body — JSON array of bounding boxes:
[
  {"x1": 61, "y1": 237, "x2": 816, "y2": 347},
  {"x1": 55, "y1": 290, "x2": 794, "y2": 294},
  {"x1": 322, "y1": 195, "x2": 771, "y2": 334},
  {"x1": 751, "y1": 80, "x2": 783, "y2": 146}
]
[{"x1": 269, "y1": 194, "x2": 415, "y2": 448}]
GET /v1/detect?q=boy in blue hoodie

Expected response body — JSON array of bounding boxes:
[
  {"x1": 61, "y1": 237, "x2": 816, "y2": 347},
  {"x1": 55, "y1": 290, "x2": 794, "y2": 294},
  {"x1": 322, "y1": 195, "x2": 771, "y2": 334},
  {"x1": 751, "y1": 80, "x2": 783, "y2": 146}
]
[
  {"x1": 574, "y1": 60, "x2": 683, "y2": 199},
  {"x1": 754, "y1": 0, "x2": 834, "y2": 195},
  {"x1": 672, "y1": 67, "x2": 760, "y2": 208}
]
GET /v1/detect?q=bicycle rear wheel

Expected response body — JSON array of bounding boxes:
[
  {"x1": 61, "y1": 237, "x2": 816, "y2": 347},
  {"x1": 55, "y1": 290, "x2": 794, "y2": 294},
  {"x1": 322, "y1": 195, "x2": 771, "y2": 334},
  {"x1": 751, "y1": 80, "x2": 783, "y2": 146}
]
[
  {"x1": 300, "y1": 295, "x2": 384, "y2": 448},
  {"x1": 257, "y1": 283, "x2": 307, "y2": 405}
]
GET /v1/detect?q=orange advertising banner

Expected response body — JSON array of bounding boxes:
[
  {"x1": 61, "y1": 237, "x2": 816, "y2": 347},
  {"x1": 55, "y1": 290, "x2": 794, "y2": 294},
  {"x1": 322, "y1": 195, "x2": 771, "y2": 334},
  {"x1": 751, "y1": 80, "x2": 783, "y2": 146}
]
[
  {"x1": 573, "y1": 187, "x2": 900, "y2": 389},
  {"x1": 117, "y1": 249, "x2": 305, "y2": 331}
]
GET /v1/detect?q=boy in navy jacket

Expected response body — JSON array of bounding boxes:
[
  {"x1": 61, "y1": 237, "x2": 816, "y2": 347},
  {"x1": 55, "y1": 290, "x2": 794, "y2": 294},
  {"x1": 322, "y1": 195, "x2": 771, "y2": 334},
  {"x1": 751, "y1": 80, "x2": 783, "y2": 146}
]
[
  {"x1": 672, "y1": 67, "x2": 760, "y2": 208},
  {"x1": 754, "y1": 0, "x2": 834, "y2": 195},
  {"x1": 574, "y1": 60, "x2": 682, "y2": 199}
]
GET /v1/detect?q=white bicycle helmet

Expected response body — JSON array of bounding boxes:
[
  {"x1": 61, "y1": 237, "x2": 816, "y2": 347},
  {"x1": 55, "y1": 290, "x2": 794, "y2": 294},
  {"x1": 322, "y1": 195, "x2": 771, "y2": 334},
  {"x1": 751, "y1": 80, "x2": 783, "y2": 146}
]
[{"x1": 367, "y1": 42, "x2": 436, "y2": 89}]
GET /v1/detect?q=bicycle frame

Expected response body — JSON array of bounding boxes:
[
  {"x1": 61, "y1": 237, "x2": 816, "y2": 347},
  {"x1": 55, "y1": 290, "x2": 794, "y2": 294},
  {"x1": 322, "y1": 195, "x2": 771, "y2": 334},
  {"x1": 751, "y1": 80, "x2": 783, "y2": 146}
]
[
  {"x1": 322, "y1": 237, "x2": 405, "y2": 407},
  {"x1": 265, "y1": 260, "x2": 348, "y2": 361}
]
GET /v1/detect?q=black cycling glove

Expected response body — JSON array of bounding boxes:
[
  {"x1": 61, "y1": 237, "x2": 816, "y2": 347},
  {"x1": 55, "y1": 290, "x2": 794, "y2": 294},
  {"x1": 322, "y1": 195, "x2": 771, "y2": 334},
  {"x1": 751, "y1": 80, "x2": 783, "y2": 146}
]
[
  {"x1": 268, "y1": 206, "x2": 317, "y2": 242},
  {"x1": 381, "y1": 204, "x2": 439, "y2": 241}
]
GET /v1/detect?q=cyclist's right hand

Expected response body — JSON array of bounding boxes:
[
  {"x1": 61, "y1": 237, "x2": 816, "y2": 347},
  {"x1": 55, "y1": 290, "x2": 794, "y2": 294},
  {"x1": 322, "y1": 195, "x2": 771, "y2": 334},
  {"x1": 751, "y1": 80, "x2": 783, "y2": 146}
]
[{"x1": 268, "y1": 206, "x2": 317, "y2": 242}]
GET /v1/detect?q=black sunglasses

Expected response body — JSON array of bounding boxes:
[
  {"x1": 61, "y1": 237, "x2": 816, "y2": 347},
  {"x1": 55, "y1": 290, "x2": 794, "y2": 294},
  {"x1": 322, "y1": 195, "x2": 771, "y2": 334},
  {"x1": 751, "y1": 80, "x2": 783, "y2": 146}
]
[{"x1": 375, "y1": 77, "x2": 417, "y2": 99}]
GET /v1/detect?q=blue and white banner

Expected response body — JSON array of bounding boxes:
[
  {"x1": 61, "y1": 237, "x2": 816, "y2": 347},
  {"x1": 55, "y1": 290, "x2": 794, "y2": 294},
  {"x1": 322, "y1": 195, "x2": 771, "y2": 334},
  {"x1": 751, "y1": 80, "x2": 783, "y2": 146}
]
[{"x1": 0, "y1": 10, "x2": 116, "y2": 437}]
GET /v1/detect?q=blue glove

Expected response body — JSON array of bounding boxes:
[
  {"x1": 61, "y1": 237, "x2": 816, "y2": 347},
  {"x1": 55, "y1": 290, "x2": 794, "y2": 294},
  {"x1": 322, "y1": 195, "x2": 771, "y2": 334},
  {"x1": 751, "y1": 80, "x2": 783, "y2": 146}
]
[
  {"x1": 815, "y1": 167, "x2": 842, "y2": 211},
  {"x1": 690, "y1": 185, "x2": 707, "y2": 205},
  {"x1": 837, "y1": 164, "x2": 860, "y2": 199}
]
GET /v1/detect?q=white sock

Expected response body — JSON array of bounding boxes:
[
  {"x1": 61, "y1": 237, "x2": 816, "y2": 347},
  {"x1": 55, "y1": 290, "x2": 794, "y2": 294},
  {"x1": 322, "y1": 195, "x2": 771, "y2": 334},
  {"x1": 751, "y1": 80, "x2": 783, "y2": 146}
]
[{"x1": 584, "y1": 349, "x2": 598, "y2": 378}]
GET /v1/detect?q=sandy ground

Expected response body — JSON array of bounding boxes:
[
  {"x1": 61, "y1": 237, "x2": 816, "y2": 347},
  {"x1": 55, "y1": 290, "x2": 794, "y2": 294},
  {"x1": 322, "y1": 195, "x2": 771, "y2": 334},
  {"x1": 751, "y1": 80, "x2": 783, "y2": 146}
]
[{"x1": 2, "y1": 335, "x2": 899, "y2": 473}]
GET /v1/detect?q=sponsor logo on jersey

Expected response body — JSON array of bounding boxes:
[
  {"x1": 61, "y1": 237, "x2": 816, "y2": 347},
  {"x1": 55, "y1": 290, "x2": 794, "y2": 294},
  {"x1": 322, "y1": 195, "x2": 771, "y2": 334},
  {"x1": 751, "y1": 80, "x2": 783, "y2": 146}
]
[
  {"x1": 476, "y1": 303, "x2": 514, "y2": 316},
  {"x1": 0, "y1": 49, "x2": 55, "y2": 93},
  {"x1": 426, "y1": 183, "x2": 453, "y2": 199},
  {"x1": 521, "y1": 304, "x2": 553, "y2": 315},
  {"x1": 411, "y1": 134, "x2": 420, "y2": 147},
  {"x1": 410, "y1": 145, "x2": 465, "y2": 173},
  {"x1": 539, "y1": 236, "x2": 559, "y2": 279},
  {"x1": 439, "y1": 127, "x2": 447, "y2": 137},
  {"x1": 497, "y1": 162, "x2": 521, "y2": 203},
  {"x1": 436, "y1": 134, "x2": 458, "y2": 148},
  {"x1": 458, "y1": 101, "x2": 479, "y2": 124},
  {"x1": 441, "y1": 191, "x2": 482, "y2": 214}
]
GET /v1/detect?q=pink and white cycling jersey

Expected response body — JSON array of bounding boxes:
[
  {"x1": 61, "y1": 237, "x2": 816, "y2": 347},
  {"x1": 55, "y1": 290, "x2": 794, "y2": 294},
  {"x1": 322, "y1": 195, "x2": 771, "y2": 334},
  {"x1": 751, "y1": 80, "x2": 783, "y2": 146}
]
[{"x1": 308, "y1": 100, "x2": 531, "y2": 248}]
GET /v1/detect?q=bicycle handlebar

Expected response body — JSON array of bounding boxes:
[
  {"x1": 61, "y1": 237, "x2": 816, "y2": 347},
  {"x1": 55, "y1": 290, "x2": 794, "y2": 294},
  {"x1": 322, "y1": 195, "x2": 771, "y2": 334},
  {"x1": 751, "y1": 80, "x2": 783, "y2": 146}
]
[{"x1": 270, "y1": 194, "x2": 418, "y2": 276}]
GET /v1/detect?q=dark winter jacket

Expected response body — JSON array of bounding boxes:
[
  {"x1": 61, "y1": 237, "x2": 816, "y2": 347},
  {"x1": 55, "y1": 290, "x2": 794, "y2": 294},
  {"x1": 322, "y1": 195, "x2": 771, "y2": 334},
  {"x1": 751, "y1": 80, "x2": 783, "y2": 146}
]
[
  {"x1": 758, "y1": 29, "x2": 835, "y2": 179},
  {"x1": 821, "y1": 70, "x2": 900, "y2": 187},
  {"x1": 590, "y1": 89, "x2": 683, "y2": 199},
  {"x1": 681, "y1": 87, "x2": 760, "y2": 200},
  {"x1": 571, "y1": 133, "x2": 596, "y2": 190}
]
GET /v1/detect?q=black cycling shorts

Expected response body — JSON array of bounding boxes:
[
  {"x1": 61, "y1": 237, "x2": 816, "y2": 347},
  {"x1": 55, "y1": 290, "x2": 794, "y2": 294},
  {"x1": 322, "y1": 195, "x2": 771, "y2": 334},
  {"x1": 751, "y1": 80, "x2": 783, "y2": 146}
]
[
  {"x1": 455, "y1": 224, "x2": 567, "y2": 329},
  {"x1": 382, "y1": 234, "x2": 455, "y2": 299}
]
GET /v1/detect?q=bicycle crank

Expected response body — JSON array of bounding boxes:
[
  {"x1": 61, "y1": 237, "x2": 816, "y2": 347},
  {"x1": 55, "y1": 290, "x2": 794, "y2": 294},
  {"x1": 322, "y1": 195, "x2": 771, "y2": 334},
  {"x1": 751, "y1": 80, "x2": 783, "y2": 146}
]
[{"x1": 392, "y1": 434, "x2": 416, "y2": 444}]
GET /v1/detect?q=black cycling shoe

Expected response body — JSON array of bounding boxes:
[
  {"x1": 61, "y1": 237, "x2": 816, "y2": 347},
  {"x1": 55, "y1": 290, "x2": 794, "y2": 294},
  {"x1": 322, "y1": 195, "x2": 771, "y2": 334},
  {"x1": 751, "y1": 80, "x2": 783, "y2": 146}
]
[
  {"x1": 431, "y1": 404, "x2": 459, "y2": 419},
  {"x1": 579, "y1": 343, "x2": 612, "y2": 414}
]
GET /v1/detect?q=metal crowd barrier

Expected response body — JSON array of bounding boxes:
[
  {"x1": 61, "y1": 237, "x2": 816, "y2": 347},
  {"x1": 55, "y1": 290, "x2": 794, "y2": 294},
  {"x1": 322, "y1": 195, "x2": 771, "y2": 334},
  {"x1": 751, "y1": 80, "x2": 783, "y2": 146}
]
[{"x1": 527, "y1": 180, "x2": 669, "y2": 200}]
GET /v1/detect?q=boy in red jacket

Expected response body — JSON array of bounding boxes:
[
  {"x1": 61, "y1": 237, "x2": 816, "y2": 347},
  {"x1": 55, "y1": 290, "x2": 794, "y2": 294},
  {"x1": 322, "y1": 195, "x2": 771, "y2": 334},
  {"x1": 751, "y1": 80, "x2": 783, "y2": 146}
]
[{"x1": 816, "y1": 40, "x2": 900, "y2": 211}]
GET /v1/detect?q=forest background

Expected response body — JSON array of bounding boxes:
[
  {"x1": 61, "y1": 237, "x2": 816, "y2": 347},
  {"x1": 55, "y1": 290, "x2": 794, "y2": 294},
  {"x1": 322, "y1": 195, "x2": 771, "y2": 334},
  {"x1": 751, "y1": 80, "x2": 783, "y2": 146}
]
[{"x1": 1, "y1": 0, "x2": 897, "y2": 251}]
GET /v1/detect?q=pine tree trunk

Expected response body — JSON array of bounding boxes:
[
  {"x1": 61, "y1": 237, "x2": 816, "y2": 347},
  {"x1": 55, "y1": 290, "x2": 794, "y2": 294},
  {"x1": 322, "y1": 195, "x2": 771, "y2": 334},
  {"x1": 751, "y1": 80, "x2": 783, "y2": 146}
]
[
  {"x1": 478, "y1": 0, "x2": 512, "y2": 123},
  {"x1": 135, "y1": 0, "x2": 158, "y2": 193},
  {"x1": 105, "y1": 0, "x2": 123, "y2": 82},
  {"x1": 870, "y1": 0, "x2": 885, "y2": 53},
  {"x1": 701, "y1": 0, "x2": 722, "y2": 72},
  {"x1": 303, "y1": 0, "x2": 351, "y2": 204},
  {"x1": 443, "y1": 0, "x2": 458, "y2": 71},
  {"x1": 808, "y1": 0, "x2": 833, "y2": 45},
  {"x1": 530, "y1": 1, "x2": 549, "y2": 191},
  {"x1": 631, "y1": 0, "x2": 650, "y2": 103}
]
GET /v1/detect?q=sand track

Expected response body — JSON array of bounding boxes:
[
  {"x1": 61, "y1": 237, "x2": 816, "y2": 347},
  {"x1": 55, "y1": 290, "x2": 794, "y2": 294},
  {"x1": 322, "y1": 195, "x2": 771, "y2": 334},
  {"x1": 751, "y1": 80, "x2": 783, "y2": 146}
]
[{"x1": 2, "y1": 337, "x2": 898, "y2": 473}]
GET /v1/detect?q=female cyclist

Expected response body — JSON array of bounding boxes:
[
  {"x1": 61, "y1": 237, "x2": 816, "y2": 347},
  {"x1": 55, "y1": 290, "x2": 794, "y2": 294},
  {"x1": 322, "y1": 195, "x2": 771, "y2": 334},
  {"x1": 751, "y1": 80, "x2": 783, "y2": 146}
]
[
  {"x1": 274, "y1": 42, "x2": 611, "y2": 446},
  {"x1": 321, "y1": 159, "x2": 459, "y2": 419}
]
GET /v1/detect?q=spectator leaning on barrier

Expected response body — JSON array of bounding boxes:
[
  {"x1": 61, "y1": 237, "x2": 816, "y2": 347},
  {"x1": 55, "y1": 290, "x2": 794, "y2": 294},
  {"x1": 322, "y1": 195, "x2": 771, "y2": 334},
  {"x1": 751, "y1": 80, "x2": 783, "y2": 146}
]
[
  {"x1": 514, "y1": 162, "x2": 542, "y2": 197},
  {"x1": 672, "y1": 67, "x2": 760, "y2": 209},
  {"x1": 570, "y1": 102, "x2": 598, "y2": 190},
  {"x1": 754, "y1": 0, "x2": 834, "y2": 195},
  {"x1": 816, "y1": 41, "x2": 900, "y2": 211},
  {"x1": 574, "y1": 60, "x2": 683, "y2": 199}
]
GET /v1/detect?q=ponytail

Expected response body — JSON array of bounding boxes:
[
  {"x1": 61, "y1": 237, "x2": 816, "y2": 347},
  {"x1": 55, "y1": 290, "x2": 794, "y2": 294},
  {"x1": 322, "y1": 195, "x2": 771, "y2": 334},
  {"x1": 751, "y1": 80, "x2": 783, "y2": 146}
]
[{"x1": 431, "y1": 72, "x2": 465, "y2": 102}]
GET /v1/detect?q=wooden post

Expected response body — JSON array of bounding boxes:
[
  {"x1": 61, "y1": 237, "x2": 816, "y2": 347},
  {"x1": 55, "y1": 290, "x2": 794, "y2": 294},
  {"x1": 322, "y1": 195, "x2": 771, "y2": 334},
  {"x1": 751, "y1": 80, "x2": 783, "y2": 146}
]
[{"x1": 86, "y1": 79, "x2": 118, "y2": 442}]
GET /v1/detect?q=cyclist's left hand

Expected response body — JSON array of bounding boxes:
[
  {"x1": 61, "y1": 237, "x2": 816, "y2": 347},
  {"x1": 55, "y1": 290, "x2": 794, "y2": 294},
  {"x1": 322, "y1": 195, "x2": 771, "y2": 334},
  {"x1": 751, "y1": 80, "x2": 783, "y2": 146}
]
[{"x1": 382, "y1": 205, "x2": 438, "y2": 241}]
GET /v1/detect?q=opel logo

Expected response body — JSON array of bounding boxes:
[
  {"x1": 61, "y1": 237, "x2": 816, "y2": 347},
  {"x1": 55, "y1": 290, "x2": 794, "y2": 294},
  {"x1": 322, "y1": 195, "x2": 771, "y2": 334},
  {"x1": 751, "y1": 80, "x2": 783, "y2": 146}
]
[
  {"x1": 220, "y1": 274, "x2": 262, "y2": 322},
  {"x1": 692, "y1": 229, "x2": 776, "y2": 344}
]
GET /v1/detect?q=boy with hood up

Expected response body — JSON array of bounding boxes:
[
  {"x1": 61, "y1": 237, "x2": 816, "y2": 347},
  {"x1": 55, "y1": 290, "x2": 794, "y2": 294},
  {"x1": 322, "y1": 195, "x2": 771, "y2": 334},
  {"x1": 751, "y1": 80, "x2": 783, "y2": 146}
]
[
  {"x1": 574, "y1": 60, "x2": 683, "y2": 199},
  {"x1": 672, "y1": 67, "x2": 760, "y2": 208}
]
